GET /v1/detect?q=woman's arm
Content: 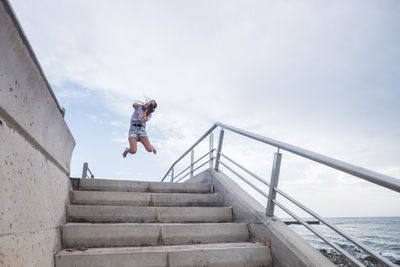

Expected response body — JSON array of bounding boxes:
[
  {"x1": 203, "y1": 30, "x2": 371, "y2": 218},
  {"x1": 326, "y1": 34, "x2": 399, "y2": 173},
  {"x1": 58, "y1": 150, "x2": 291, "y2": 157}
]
[
  {"x1": 133, "y1": 102, "x2": 143, "y2": 109},
  {"x1": 142, "y1": 109, "x2": 149, "y2": 122}
]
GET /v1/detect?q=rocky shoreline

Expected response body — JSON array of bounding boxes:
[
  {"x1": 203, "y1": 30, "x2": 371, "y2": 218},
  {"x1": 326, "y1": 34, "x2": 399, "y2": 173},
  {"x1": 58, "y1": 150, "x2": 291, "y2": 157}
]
[{"x1": 319, "y1": 249, "x2": 400, "y2": 267}]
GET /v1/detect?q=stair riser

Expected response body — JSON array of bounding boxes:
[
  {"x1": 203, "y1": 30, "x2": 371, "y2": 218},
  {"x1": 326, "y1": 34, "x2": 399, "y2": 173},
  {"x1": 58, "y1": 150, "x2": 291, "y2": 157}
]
[
  {"x1": 79, "y1": 179, "x2": 211, "y2": 193},
  {"x1": 67, "y1": 206, "x2": 232, "y2": 223},
  {"x1": 56, "y1": 251, "x2": 166, "y2": 267},
  {"x1": 168, "y1": 246, "x2": 271, "y2": 267},
  {"x1": 55, "y1": 246, "x2": 272, "y2": 267},
  {"x1": 62, "y1": 224, "x2": 249, "y2": 248},
  {"x1": 70, "y1": 191, "x2": 221, "y2": 207}
]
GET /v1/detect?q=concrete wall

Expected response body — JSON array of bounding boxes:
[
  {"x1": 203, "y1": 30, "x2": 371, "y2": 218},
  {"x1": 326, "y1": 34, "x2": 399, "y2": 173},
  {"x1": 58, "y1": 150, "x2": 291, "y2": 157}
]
[
  {"x1": 187, "y1": 169, "x2": 335, "y2": 267},
  {"x1": 0, "y1": 1, "x2": 76, "y2": 266}
]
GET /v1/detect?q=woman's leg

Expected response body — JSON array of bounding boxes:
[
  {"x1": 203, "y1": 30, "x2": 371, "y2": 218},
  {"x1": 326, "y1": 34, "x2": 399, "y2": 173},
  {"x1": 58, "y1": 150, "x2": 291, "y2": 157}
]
[
  {"x1": 140, "y1": 136, "x2": 157, "y2": 154},
  {"x1": 123, "y1": 137, "x2": 138, "y2": 157}
]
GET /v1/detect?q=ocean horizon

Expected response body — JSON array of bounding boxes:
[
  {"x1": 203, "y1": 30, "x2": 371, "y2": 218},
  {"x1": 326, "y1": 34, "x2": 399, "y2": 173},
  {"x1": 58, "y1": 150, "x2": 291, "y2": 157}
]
[{"x1": 286, "y1": 216, "x2": 400, "y2": 265}]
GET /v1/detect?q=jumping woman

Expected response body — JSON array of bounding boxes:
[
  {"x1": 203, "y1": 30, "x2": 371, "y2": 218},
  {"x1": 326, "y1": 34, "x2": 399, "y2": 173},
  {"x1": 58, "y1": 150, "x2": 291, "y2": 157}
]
[{"x1": 123, "y1": 99, "x2": 157, "y2": 158}]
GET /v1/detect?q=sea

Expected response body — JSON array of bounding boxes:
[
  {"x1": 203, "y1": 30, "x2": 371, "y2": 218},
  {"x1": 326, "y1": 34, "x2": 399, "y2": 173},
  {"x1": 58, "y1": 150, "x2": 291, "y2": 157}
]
[{"x1": 287, "y1": 217, "x2": 400, "y2": 265}]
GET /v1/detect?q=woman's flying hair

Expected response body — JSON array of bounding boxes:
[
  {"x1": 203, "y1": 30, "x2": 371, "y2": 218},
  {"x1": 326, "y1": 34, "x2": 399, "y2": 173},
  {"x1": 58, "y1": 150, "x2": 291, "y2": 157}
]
[
  {"x1": 136, "y1": 96, "x2": 157, "y2": 115},
  {"x1": 146, "y1": 100, "x2": 157, "y2": 115}
]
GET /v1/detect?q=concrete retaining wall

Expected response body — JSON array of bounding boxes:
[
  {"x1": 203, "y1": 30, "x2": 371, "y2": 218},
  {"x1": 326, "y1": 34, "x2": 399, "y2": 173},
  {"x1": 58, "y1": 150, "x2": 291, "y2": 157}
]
[
  {"x1": 187, "y1": 169, "x2": 334, "y2": 267},
  {"x1": 0, "y1": 1, "x2": 75, "y2": 266}
]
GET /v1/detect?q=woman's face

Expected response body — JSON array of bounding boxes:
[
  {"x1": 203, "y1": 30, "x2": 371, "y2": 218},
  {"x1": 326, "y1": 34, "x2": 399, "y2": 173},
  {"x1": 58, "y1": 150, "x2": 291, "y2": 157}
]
[{"x1": 145, "y1": 101, "x2": 156, "y2": 110}]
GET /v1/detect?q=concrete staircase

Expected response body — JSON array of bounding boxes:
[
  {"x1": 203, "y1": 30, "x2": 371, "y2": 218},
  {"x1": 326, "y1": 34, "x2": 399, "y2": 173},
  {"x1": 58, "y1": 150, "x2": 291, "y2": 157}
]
[{"x1": 55, "y1": 179, "x2": 272, "y2": 266}]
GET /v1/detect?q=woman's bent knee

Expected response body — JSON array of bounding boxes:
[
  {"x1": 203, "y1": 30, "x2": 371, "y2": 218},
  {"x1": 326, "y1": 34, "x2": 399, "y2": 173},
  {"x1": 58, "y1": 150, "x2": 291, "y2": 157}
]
[{"x1": 129, "y1": 148, "x2": 137, "y2": 154}]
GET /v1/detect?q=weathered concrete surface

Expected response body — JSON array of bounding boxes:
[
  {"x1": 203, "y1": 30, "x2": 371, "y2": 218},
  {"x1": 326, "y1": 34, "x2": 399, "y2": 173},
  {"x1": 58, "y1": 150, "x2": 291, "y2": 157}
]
[
  {"x1": 63, "y1": 223, "x2": 160, "y2": 248},
  {"x1": 62, "y1": 223, "x2": 249, "y2": 248},
  {"x1": 58, "y1": 174, "x2": 273, "y2": 266},
  {"x1": 0, "y1": 100, "x2": 71, "y2": 265},
  {"x1": 67, "y1": 205, "x2": 233, "y2": 223},
  {"x1": 187, "y1": 169, "x2": 335, "y2": 267},
  {"x1": 161, "y1": 222, "x2": 249, "y2": 246},
  {"x1": 70, "y1": 190, "x2": 222, "y2": 207},
  {"x1": 0, "y1": 1, "x2": 75, "y2": 266},
  {"x1": 156, "y1": 206, "x2": 232, "y2": 223},
  {"x1": 56, "y1": 249, "x2": 168, "y2": 267},
  {"x1": 0, "y1": 1, "x2": 75, "y2": 174},
  {"x1": 168, "y1": 243, "x2": 271, "y2": 267},
  {"x1": 55, "y1": 242, "x2": 271, "y2": 267},
  {"x1": 79, "y1": 178, "x2": 211, "y2": 193}
]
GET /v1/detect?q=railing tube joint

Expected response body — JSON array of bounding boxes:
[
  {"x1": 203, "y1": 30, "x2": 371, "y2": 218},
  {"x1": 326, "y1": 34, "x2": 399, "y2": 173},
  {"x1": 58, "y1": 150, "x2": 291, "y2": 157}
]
[
  {"x1": 214, "y1": 129, "x2": 225, "y2": 171},
  {"x1": 209, "y1": 132, "x2": 214, "y2": 168},
  {"x1": 171, "y1": 167, "x2": 175, "y2": 182},
  {"x1": 190, "y1": 150, "x2": 194, "y2": 178},
  {"x1": 81, "y1": 162, "x2": 88, "y2": 179},
  {"x1": 266, "y1": 152, "x2": 282, "y2": 216}
]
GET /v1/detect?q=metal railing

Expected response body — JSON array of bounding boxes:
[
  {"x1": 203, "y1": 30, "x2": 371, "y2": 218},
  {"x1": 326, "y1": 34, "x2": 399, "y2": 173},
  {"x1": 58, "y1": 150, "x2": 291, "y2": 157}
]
[
  {"x1": 81, "y1": 162, "x2": 95, "y2": 179},
  {"x1": 161, "y1": 122, "x2": 400, "y2": 267},
  {"x1": 163, "y1": 131, "x2": 215, "y2": 183}
]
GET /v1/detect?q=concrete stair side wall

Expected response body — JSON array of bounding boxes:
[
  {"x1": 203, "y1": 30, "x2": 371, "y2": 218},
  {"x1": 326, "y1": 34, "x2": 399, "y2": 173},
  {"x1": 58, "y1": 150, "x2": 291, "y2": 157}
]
[
  {"x1": 0, "y1": 0, "x2": 75, "y2": 172},
  {"x1": 0, "y1": 1, "x2": 75, "y2": 266},
  {"x1": 187, "y1": 169, "x2": 335, "y2": 267}
]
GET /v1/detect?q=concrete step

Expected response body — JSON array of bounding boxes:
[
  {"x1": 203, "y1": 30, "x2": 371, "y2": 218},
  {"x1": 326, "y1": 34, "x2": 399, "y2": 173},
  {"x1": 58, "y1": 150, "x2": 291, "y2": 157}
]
[
  {"x1": 62, "y1": 223, "x2": 249, "y2": 248},
  {"x1": 55, "y1": 242, "x2": 272, "y2": 267},
  {"x1": 79, "y1": 178, "x2": 211, "y2": 193},
  {"x1": 67, "y1": 205, "x2": 233, "y2": 223},
  {"x1": 70, "y1": 191, "x2": 222, "y2": 207}
]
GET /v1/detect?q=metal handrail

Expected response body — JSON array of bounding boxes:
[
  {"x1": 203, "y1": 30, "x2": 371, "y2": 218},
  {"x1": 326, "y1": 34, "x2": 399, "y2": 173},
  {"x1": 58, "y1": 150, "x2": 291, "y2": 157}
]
[
  {"x1": 173, "y1": 164, "x2": 193, "y2": 181},
  {"x1": 161, "y1": 122, "x2": 400, "y2": 266},
  {"x1": 176, "y1": 159, "x2": 211, "y2": 183},
  {"x1": 220, "y1": 152, "x2": 396, "y2": 267},
  {"x1": 173, "y1": 151, "x2": 212, "y2": 180},
  {"x1": 215, "y1": 122, "x2": 400, "y2": 193},
  {"x1": 173, "y1": 151, "x2": 213, "y2": 182},
  {"x1": 273, "y1": 199, "x2": 366, "y2": 267},
  {"x1": 219, "y1": 161, "x2": 268, "y2": 198},
  {"x1": 192, "y1": 150, "x2": 214, "y2": 170},
  {"x1": 81, "y1": 162, "x2": 94, "y2": 179},
  {"x1": 161, "y1": 124, "x2": 218, "y2": 181},
  {"x1": 163, "y1": 122, "x2": 400, "y2": 192},
  {"x1": 220, "y1": 153, "x2": 270, "y2": 187},
  {"x1": 219, "y1": 156, "x2": 396, "y2": 267},
  {"x1": 273, "y1": 186, "x2": 395, "y2": 266},
  {"x1": 219, "y1": 152, "x2": 395, "y2": 266}
]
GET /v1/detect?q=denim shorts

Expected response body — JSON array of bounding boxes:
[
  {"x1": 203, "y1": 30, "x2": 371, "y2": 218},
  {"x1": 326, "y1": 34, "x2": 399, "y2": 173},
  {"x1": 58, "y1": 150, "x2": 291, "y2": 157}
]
[{"x1": 129, "y1": 125, "x2": 147, "y2": 140}]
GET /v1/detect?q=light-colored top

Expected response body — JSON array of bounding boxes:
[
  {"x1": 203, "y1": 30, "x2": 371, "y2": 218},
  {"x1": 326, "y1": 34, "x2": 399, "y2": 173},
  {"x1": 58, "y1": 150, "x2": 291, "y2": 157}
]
[{"x1": 131, "y1": 106, "x2": 151, "y2": 127}]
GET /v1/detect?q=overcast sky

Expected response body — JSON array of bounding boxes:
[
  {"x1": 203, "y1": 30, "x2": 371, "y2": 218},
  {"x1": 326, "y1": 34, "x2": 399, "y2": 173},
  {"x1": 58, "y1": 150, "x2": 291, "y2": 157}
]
[{"x1": 10, "y1": 0, "x2": 400, "y2": 217}]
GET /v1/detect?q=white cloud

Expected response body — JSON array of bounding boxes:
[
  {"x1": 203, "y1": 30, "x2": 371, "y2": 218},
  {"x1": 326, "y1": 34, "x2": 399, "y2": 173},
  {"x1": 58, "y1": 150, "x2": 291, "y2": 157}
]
[
  {"x1": 112, "y1": 137, "x2": 127, "y2": 144},
  {"x1": 56, "y1": 88, "x2": 90, "y2": 99},
  {"x1": 87, "y1": 113, "x2": 125, "y2": 129},
  {"x1": 10, "y1": 0, "x2": 400, "y2": 216}
]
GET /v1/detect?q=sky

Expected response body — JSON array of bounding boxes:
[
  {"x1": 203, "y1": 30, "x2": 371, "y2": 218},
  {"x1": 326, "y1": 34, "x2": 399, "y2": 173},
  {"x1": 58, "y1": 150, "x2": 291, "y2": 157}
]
[{"x1": 9, "y1": 0, "x2": 400, "y2": 217}]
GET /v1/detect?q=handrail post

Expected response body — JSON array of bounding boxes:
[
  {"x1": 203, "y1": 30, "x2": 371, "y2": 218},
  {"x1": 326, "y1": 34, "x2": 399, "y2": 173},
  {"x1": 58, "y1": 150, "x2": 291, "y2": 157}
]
[
  {"x1": 214, "y1": 129, "x2": 225, "y2": 171},
  {"x1": 266, "y1": 152, "x2": 282, "y2": 216},
  {"x1": 81, "y1": 162, "x2": 88, "y2": 179},
  {"x1": 190, "y1": 150, "x2": 194, "y2": 178},
  {"x1": 171, "y1": 167, "x2": 174, "y2": 183},
  {"x1": 209, "y1": 133, "x2": 214, "y2": 168}
]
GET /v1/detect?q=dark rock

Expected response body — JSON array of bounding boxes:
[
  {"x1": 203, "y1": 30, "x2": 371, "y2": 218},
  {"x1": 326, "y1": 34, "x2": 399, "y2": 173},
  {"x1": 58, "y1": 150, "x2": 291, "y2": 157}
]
[{"x1": 363, "y1": 255, "x2": 378, "y2": 263}]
